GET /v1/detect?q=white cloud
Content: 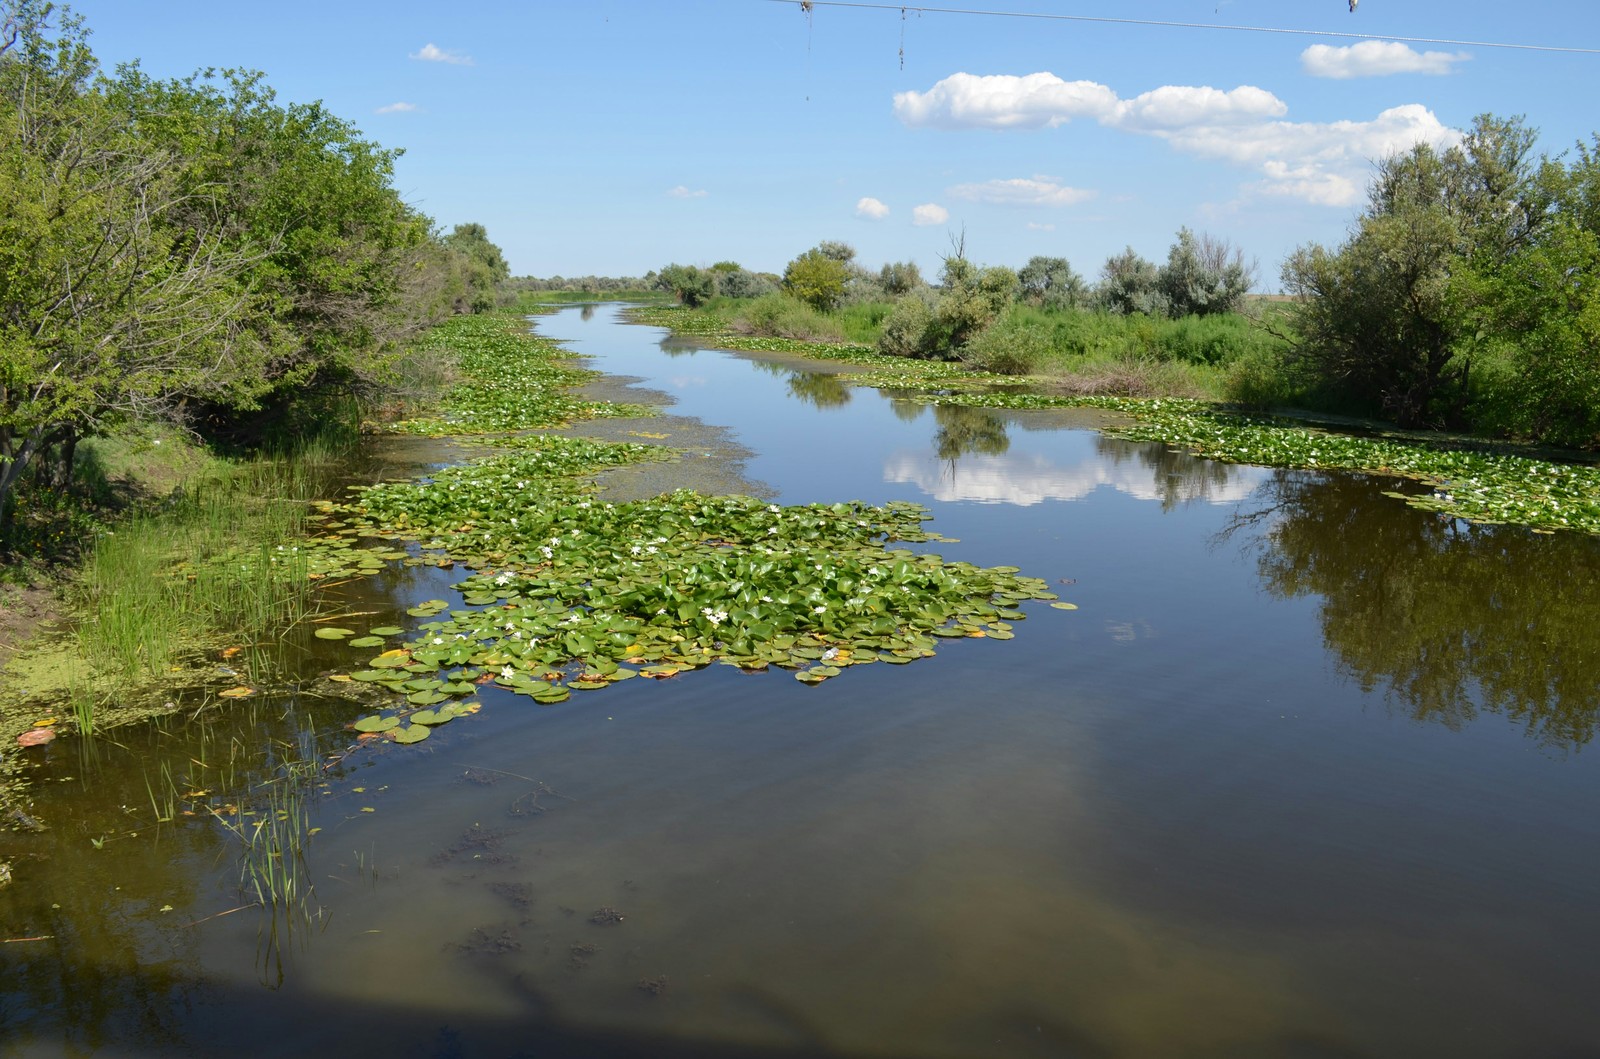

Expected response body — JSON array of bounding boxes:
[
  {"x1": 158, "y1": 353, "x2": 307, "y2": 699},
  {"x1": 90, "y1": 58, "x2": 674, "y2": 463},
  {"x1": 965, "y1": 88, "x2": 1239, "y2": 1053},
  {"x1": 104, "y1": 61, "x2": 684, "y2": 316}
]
[
  {"x1": 855, "y1": 196, "x2": 890, "y2": 220},
  {"x1": 912, "y1": 203, "x2": 949, "y2": 226},
  {"x1": 667, "y1": 185, "x2": 708, "y2": 199},
  {"x1": 895, "y1": 70, "x2": 1460, "y2": 208},
  {"x1": 1026, "y1": 221, "x2": 1056, "y2": 232},
  {"x1": 1113, "y1": 85, "x2": 1286, "y2": 130},
  {"x1": 1302, "y1": 41, "x2": 1470, "y2": 79},
  {"x1": 410, "y1": 43, "x2": 473, "y2": 65},
  {"x1": 375, "y1": 101, "x2": 418, "y2": 114},
  {"x1": 949, "y1": 176, "x2": 1096, "y2": 207},
  {"x1": 893, "y1": 72, "x2": 1119, "y2": 130}
]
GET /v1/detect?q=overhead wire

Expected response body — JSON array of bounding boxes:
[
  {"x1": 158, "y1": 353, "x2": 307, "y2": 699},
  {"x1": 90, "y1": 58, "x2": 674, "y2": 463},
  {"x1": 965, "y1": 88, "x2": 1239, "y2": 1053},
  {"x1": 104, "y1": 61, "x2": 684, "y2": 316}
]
[{"x1": 768, "y1": 0, "x2": 1600, "y2": 56}]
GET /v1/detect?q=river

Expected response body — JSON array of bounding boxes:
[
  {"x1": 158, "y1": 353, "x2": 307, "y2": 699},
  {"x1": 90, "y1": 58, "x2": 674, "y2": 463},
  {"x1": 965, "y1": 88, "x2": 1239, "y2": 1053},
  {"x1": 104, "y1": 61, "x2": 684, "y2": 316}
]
[{"x1": 3, "y1": 304, "x2": 1598, "y2": 1058}]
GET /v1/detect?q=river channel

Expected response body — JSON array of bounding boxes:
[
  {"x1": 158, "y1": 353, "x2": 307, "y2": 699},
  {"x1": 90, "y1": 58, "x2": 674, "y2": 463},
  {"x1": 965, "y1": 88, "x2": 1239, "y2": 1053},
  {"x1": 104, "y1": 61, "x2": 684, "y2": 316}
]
[{"x1": 3, "y1": 304, "x2": 1599, "y2": 1058}]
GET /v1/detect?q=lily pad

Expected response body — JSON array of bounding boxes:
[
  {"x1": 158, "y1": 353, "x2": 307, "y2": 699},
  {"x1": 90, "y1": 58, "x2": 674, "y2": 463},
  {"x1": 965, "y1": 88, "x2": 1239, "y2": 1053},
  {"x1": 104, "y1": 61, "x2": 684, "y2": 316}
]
[
  {"x1": 390, "y1": 724, "x2": 431, "y2": 744},
  {"x1": 314, "y1": 627, "x2": 356, "y2": 640},
  {"x1": 352, "y1": 714, "x2": 400, "y2": 733}
]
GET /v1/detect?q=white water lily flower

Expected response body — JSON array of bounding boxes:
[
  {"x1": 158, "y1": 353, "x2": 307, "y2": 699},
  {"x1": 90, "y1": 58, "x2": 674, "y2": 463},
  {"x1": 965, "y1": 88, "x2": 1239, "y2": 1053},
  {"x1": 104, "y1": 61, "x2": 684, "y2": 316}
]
[
  {"x1": 501, "y1": 665, "x2": 515, "y2": 678},
  {"x1": 540, "y1": 546, "x2": 553, "y2": 558},
  {"x1": 814, "y1": 605, "x2": 827, "y2": 614},
  {"x1": 646, "y1": 546, "x2": 658, "y2": 554},
  {"x1": 768, "y1": 505, "x2": 780, "y2": 513},
  {"x1": 494, "y1": 573, "x2": 513, "y2": 586},
  {"x1": 630, "y1": 545, "x2": 642, "y2": 555},
  {"x1": 432, "y1": 637, "x2": 445, "y2": 645},
  {"x1": 767, "y1": 527, "x2": 778, "y2": 535}
]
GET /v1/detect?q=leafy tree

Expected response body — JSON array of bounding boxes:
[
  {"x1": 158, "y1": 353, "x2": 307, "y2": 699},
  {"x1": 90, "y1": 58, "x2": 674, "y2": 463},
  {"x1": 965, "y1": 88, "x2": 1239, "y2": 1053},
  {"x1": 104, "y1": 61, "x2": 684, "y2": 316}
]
[
  {"x1": 1017, "y1": 255, "x2": 1087, "y2": 310},
  {"x1": 879, "y1": 260, "x2": 924, "y2": 296},
  {"x1": 1097, "y1": 248, "x2": 1166, "y2": 316},
  {"x1": 714, "y1": 268, "x2": 775, "y2": 299},
  {"x1": 1159, "y1": 229, "x2": 1254, "y2": 317},
  {"x1": 0, "y1": 5, "x2": 260, "y2": 517},
  {"x1": 656, "y1": 263, "x2": 715, "y2": 307},
  {"x1": 1283, "y1": 115, "x2": 1547, "y2": 429},
  {"x1": 443, "y1": 222, "x2": 510, "y2": 312},
  {"x1": 936, "y1": 255, "x2": 1017, "y2": 352},
  {"x1": 782, "y1": 247, "x2": 850, "y2": 311}
]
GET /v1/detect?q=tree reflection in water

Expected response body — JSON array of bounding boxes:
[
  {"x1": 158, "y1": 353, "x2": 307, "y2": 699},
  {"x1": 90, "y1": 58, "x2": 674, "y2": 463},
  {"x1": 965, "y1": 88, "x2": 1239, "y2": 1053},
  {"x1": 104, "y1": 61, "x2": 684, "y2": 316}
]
[
  {"x1": 784, "y1": 371, "x2": 852, "y2": 409},
  {"x1": 1230, "y1": 469, "x2": 1600, "y2": 748},
  {"x1": 1093, "y1": 435, "x2": 1242, "y2": 510},
  {"x1": 933, "y1": 405, "x2": 1011, "y2": 462}
]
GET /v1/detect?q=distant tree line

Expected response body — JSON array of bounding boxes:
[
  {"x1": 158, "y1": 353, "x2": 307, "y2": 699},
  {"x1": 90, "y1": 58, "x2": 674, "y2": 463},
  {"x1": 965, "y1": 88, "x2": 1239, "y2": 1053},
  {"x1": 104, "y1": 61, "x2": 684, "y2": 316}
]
[{"x1": 0, "y1": 1, "x2": 509, "y2": 530}]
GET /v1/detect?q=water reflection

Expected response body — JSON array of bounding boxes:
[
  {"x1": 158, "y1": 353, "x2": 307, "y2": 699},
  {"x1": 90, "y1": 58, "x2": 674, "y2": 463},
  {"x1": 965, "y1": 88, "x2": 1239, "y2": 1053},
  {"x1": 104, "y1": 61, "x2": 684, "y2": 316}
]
[
  {"x1": 580, "y1": 303, "x2": 597, "y2": 321},
  {"x1": 884, "y1": 412, "x2": 1258, "y2": 508},
  {"x1": 933, "y1": 406, "x2": 1009, "y2": 461},
  {"x1": 1237, "y1": 470, "x2": 1600, "y2": 748},
  {"x1": 785, "y1": 371, "x2": 852, "y2": 410}
]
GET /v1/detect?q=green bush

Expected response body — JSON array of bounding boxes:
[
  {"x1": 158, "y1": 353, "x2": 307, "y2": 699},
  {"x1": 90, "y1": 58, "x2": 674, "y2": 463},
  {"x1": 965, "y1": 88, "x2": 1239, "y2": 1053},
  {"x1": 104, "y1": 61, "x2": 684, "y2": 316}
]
[
  {"x1": 878, "y1": 293, "x2": 939, "y2": 358},
  {"x1": 731, "y1": 293, "x2": 844, "y2": 342},
  {"x1": 962, "y1": 310, "x2": 1049, "y2": 375}
]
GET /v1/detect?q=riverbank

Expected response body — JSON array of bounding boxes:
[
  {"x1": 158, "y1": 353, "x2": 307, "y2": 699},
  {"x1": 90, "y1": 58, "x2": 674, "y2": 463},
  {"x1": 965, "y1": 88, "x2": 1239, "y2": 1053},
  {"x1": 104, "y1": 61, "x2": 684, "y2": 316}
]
[{"x1": 626, "y1": 303, "x2": 1600, "y2": 537}]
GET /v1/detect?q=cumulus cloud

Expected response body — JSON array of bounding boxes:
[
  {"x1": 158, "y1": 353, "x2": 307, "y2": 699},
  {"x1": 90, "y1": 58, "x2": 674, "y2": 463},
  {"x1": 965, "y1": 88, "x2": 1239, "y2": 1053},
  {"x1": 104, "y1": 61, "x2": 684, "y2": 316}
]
[
  {"x1": 1114, "y1": 84, "x2": 1286, "y2": 130},
  {"x1": 949, "y1": 176, "x2": 1095, "y2": 207},
  {"x1": 667, "y1": 185, "x2": 708, "y2": 199},
  {"x1": 375, "y1": 101, "x2": 418, "y2": 114},
  {"x1": 894, "y1": 70, "x2": 1460, "y2": 207},
  {"x1": 893, "y1": 72, "x2": 1119, "y2": 130},
  {"x1": 410, "y1": 43, "x2": 473, "y2": 65},
  {"x1": 1302, "y1": 41, "x2": 1469, "y2": 79},
  {"x1": 855, "y1": 196, "x2": 890, "y2": 220},
  {"x1": 912, "y1": 203, "x2": 950, "y2": 226}
]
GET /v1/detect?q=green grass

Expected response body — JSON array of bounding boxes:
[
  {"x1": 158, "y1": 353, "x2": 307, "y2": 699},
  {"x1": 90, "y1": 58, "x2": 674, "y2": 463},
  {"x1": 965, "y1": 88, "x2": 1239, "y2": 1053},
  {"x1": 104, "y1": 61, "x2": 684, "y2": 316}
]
[{"x1": 74, "y1": 435, "x2": 350, "y2": 695}]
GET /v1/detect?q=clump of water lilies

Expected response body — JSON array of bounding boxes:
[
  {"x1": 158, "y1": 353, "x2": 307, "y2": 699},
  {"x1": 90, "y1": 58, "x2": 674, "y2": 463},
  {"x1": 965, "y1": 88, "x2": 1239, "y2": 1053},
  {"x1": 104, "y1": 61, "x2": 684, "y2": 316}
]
[
  {"x1": 1110, "y1": 404, "x2": 1600, "y2": 535},
  {"x1": 331, "y1": 446, "x2": 1065, "y2": 739},
  {"x1": 387, "y1": 314, "x2": 648, "y2": 437}
]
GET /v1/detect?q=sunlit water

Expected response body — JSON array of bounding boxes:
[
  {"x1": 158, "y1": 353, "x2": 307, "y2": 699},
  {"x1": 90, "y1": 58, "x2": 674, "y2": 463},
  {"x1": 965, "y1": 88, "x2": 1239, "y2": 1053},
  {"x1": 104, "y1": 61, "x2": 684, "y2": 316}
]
[{"x1": 4, "y1": 305, "x2": 1600, "y2": 1058}]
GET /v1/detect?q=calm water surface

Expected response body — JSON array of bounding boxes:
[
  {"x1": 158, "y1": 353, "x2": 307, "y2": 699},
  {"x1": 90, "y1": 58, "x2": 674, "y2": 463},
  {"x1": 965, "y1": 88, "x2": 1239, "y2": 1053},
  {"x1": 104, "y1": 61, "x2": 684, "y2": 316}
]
[{"x1": 3, "y1": 305, "x2": 1599, "y2": 1058}]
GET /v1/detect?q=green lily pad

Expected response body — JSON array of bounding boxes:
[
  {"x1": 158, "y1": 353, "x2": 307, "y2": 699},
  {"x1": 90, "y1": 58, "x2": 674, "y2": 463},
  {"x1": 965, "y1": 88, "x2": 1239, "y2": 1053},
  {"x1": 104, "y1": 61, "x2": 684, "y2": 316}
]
[
  {"x1": 314, "y1": 627, "x2": 356, "y2": 640},
  {"x1": 409, "y1": 706, "x2": 458, "y2": 726},
  {"x1": 390, "y1": 724, "x2": 431, "y2": 744},
  {"x1": 369, "y1": 626, "x2": 404, "y2": 637},
  {"x1": 352, "y1": 714, "x2": 400, "y2": 733},
  {"x1": 348, "y1": 636, "x2": 387, "y2": 647}
]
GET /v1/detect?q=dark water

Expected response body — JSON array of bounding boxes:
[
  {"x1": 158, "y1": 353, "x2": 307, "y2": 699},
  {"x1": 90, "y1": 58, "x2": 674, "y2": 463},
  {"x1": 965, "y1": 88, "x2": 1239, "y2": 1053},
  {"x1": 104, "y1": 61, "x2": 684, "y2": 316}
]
[{"x1": 4, "y1": 305, "x2": 1600, "y2": 1058}]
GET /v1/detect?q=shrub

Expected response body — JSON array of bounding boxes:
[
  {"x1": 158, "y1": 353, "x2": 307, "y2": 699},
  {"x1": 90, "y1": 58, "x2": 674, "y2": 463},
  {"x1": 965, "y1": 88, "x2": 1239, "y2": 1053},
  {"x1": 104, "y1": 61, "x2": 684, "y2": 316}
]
[
  {"x1": 878, "y1": 292, "x2": 939, "y2": 358},
  {"x1": 962, "y1": 310, "x2": 1049, "y2": 375},
  {"x1": 731, "y1": 293, "x2": 844, "y2": 342}
]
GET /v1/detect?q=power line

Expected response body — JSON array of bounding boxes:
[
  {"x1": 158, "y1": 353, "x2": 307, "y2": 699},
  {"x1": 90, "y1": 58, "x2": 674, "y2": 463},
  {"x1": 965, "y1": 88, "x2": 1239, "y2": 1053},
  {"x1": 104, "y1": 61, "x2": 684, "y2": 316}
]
[{"x1": 773, "y1": 0, "x2": 1600, "y2": 56}]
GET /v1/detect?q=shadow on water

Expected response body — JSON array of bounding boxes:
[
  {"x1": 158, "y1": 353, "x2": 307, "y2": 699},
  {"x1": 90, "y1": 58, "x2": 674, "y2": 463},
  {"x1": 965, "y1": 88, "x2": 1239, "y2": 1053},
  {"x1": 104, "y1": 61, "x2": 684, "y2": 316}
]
[{"x1": 1229, "y1": 469, "x2": 1600, "y2": 749}]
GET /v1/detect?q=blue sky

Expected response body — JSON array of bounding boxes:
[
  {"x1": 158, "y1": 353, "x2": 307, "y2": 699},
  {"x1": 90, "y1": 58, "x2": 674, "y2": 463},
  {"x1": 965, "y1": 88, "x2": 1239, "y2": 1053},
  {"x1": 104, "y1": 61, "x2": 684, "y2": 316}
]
[{"x1": 65, "y1": 1, "x2": 1600, "y2": 287}]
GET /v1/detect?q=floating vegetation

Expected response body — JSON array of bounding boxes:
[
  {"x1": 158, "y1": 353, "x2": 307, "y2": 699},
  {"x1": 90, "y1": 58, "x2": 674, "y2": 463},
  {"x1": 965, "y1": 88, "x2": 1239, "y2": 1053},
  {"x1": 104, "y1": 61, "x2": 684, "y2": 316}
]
[
  {"x1": 327, "y1": 463, "x2": 1064, "y2": 739},
  {"x1": 237, "y1": 311, "x2": 1070, "y2": 752},
  {"x1": 387, "y1": 314, "x2": 648, "y2": 436}
]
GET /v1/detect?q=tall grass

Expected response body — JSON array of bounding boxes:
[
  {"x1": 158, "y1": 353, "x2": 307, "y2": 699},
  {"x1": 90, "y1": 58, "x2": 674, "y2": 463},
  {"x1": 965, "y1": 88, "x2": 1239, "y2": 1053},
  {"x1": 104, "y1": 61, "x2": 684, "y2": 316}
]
[{"x1": 76, "y1": 433, "x2": 351, "y2": 689}]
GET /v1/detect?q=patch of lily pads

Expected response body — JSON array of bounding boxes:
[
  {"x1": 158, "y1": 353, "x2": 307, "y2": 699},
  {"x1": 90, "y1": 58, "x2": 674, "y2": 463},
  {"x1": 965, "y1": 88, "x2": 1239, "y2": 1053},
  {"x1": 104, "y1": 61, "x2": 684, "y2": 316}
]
[
  {"x1": 319, "y1": 311, "x2": 1070, "y2": 747},
  {"x1": 329, "y1": 464, "x2": 1065, "y2": 740},
  {"x1": 386, "y1": 315, "x2": 646, "y2": 437}
]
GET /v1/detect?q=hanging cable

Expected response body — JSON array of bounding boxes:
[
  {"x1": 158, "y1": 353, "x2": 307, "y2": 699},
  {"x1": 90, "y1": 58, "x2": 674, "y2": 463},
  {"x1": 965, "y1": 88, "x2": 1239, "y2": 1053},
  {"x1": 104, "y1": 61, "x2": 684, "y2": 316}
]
[{"x1": 762, "y1": 0, "x2": 1600, "y2": 56}]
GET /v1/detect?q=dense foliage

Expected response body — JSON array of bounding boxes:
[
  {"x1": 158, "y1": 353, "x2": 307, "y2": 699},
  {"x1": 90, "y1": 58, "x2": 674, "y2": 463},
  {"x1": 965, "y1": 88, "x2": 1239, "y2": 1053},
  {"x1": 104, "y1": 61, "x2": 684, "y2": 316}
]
[
  {"x1": 0, "y1": 2, "x2": 507, "y2": 552},
  {"x1": 1284, "y1": 114, "x2": 1600, "y2": 447}
]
